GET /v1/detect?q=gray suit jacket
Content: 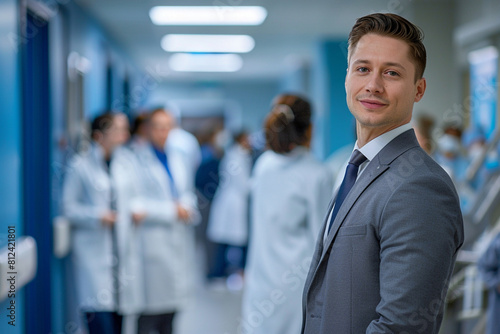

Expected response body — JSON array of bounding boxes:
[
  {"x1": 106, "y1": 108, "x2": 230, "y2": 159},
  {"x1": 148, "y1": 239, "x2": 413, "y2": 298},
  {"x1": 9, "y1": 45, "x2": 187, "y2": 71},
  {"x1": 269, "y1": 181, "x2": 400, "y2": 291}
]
[{"x1": 302, "y1": 129, "x2": 464, "y2": 334}]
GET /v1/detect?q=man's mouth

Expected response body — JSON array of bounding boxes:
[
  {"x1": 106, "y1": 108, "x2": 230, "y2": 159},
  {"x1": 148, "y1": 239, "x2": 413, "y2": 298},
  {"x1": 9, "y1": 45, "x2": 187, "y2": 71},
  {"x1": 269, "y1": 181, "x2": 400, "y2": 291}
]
[{"x1": 359, "y1": 99, "x2": 387, "y2": 109}]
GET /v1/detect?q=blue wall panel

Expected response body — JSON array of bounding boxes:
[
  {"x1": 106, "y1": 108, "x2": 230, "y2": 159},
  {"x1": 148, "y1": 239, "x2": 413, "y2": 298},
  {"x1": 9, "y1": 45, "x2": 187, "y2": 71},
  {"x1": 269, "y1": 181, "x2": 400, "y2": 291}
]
[
  {"x1": 0, "y1": 0, "x2": 24, "y2": 333},
  {"x1": 311, "y1": 39, "x2": 356, "y2": 160}
]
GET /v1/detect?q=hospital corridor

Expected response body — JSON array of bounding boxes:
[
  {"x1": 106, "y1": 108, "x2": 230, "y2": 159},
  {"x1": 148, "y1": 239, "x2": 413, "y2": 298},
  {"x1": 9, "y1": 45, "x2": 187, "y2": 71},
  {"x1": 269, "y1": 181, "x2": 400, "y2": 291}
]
[{"x1": 1, "y1": 0, "x2": 500, "y2": 333}]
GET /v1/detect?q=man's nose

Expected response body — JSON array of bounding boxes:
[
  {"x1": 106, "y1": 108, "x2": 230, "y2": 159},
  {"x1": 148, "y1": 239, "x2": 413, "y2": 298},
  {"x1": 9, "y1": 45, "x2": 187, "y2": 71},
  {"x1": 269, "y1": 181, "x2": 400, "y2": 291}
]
[{"x1": 365, "y1": 74, "x2": 384, "y2": 94}]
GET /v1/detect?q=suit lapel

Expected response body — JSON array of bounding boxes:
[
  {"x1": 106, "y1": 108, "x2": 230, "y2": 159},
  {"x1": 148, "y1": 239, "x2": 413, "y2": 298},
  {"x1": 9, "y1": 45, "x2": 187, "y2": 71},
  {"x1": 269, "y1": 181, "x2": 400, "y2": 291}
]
[
  {"x1": 320, "y1": 158, "x2": 389, "y2": 260},
  {"x1": 318, "y1": 130, "x2": 420, "y2": 265}
]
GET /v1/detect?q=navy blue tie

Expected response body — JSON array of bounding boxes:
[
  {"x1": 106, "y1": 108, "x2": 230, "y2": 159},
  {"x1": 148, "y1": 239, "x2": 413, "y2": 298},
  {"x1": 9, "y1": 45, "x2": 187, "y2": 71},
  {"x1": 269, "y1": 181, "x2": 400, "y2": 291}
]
[{"x1": 327, "y1": 149, "x2": 368, "y2": 233}]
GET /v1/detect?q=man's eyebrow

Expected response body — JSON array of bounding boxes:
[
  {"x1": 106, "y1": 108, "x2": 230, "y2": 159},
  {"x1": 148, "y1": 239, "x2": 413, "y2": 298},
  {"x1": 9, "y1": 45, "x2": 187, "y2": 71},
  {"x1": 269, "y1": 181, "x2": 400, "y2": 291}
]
[
  {"x1": 351, "y1": 59, "x2": 407, "y2": 71},
  {"x1": 352, "y1": 59, "x2": 370, "y2": 65},
  {"x1": 384, "y1": 62, "x2": 406, "y2": 71}
]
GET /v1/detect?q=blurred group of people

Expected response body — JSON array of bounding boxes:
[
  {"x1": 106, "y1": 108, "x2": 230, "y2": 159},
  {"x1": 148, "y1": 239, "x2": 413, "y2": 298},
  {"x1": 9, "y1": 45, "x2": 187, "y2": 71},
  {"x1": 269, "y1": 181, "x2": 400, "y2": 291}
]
[
  {"x1": 62, "y1": 91, "x2": 335, "y2": 334},
  {"x1": 63, "y1": 109, "x2": 200, "y2": 334}
]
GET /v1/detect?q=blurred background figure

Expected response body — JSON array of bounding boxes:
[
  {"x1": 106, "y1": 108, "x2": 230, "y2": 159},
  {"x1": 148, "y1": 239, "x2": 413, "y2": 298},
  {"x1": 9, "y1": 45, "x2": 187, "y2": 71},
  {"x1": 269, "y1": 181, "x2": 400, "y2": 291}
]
[
  {"x1": 206, "y1": 130, "x2": 253, "y2": 289},
  {"x1": 463, "y1": 128, "x2": 500, "y2": 189},
  {"x1": 130, "y1": 109, "x2": 200, "y2": 334},
  {"x1": 62, "y1": 112, "x2": 130, "y2": 334},
  {"x1": 164, "y1": 110, "x2": 202, "y2": 180},
  {"x1": 195, "y1": 126, "x2": 225, "y2": 278},
  {"x1": 413, "y1": 113, "x2": 435, "y2": 155},
  {"x1": 195, "y1": 126, "x2": 224, "y2": 202},
  {"x1": 129, "y1": 112, "x2": 150, "y2": 151},
  {"x1": 241, "y1": 94, "x2": 333, "y2": 334},
  {"x1": 477, "y1": 232, "x2": 500, "y2": 334},
  {"x1": 434, "y1": 122, "x2": 469, "y2": 184},
  {"x1": 464, "y1": 129, "x2": 487, "y2": 165}
]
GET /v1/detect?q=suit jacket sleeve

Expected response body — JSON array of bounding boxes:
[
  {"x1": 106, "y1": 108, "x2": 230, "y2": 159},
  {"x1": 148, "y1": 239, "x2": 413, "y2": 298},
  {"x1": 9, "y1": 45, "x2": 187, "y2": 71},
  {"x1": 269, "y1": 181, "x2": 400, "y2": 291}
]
[{"x1": 366, "y1": 174, "x2": 463, "y2": 333}]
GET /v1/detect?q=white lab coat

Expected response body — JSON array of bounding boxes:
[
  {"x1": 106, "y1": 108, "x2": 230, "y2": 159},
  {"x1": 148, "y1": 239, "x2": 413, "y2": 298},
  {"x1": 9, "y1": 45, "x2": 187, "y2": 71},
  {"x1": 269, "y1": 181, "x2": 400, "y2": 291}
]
[
  {"x1": 167, "y1": 127, "x2": 202, "y2": 179},
  {"x1": 62, "y1": 144, "x2": 117, "y2": 312},
  {"x1": 207, "y1": 144, "x2": 252, "y2": 246},
  {"x1": 241, "y1": 147, "x2": 333, "y2": 334},
  {"x1": 112, "y1": 147, "x2": 145, "y2": 315},
  {"x1": 131, "y1": 144, "x2": 200, "y2": 315}
]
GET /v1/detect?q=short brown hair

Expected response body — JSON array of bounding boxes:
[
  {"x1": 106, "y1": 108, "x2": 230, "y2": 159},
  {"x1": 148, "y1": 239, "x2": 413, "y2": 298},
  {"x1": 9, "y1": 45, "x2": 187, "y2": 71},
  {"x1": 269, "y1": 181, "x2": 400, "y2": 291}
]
[
  {"x1": 132, "y1": 112, "x2": 149, "y2": 136},
  {"x1": 348, "y1": 13, "x2": 426, "y2": 81},
  {"x1": 91, "y1": 112, "x2": 114, "y2": 139},
  {"x1": 149, "y1": 108, "x2": 176, "y2": 124},
  {"x1": 264, "y1": 94, "x2": 311, "y2": 154}
]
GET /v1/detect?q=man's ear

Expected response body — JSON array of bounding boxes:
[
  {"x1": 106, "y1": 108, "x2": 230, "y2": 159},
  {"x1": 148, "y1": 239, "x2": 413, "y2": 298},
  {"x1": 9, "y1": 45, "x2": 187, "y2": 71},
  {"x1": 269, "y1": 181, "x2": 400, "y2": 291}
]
[{"x1": 414, "y1": 77, "x2": 426, "y2": 102}]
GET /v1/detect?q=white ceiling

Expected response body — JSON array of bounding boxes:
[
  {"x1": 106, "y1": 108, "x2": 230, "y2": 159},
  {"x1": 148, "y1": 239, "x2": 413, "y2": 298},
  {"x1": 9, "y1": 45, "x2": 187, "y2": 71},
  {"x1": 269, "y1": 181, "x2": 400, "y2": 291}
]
[{"x1": 76, "y1": 0, "x2": 413, "y2": 82}]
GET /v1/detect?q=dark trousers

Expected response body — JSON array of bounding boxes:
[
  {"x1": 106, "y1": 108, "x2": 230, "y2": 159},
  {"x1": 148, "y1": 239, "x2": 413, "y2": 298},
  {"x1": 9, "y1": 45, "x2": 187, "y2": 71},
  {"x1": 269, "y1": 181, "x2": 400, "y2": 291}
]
[
  {"x1": 84, "y1": 311, "x2": 122, "y2": 334},
  {"x1": 137, "y1": 312, "x2": 176, "y2": 334},
  {"x1": 208, "y1": 243, "x2": 247, "y2": 278}
]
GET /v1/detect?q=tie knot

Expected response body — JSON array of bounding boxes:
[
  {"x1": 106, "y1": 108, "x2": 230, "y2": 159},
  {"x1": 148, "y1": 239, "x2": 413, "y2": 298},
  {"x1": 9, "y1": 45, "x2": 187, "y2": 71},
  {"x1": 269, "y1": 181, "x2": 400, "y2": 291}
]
[{"x1": 349, "y1": 149, "x2": 367, "y2": 167}]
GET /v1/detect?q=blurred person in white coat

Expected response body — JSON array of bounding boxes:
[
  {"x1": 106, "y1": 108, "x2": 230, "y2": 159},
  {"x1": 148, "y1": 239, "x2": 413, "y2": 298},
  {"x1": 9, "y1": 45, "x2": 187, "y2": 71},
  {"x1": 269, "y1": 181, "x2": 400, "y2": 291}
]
[
  {"x1": 63, "y1": 112, "x2": 130, "y2": 334},
  {"x1": 129, "y1": 112, "x2": 150, "y2": 151},
  {"x1": 207, "y1": 131, "x2": 252, "y2": 282},
  {"x1": 131, "y1": 109, "x2": 200, "y2": 334},
  {"x1": 167, "y1": 126, "x2": 202, "y2": 181},
  {"x1": 241, "y1": 94, "x2": 333, "y2": 334}
]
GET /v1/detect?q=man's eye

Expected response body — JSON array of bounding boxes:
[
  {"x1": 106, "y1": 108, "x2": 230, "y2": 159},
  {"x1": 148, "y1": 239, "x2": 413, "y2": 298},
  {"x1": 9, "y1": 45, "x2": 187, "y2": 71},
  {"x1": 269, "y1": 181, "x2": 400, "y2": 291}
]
[
  {"x1": 386, "y1": 71, "x2": 399, "y2": 76},
  {"x1": 357, "y1": 67, "x2": 369, "y2": 73}
]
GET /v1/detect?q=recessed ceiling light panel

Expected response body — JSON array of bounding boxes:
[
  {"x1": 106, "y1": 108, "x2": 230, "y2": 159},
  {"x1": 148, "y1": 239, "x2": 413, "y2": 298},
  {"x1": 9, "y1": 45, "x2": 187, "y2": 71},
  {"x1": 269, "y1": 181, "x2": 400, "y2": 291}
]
[
  {"x1": 169, "y1": 53, "x2": 243, "y2": 72},
  {"x1": 150, "y1": 6, "x2": 267, "y2": 26},
  {"x1": 161, "y1": 34, "x2": 255, "y2": 53}
]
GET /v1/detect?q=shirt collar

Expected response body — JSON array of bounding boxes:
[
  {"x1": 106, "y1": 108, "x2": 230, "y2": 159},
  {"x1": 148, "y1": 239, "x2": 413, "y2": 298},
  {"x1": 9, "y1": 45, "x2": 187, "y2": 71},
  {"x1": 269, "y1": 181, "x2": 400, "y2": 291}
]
[{"x1": 354, "y1": 123, "x2": 413, "y2": 162}]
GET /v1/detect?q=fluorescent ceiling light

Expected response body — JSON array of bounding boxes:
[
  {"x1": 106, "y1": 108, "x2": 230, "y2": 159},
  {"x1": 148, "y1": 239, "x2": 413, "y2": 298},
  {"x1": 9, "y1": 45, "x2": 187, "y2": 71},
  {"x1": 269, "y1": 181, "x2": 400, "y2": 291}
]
[
  {"x1": 169, "y1": 53, "x2": 243, "y2": 72},
  {"x1": 161, "y1": 34, "x2": 255, "y2": 53},
  {"x1": 150, "y1": 6, "x2": 267, "y2": 26}
]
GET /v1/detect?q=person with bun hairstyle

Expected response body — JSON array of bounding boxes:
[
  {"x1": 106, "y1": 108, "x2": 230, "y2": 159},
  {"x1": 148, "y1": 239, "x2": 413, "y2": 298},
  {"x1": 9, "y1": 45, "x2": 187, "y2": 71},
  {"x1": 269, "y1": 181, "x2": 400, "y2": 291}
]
[{"x1": 240, "y1": 94, "x2": 333, "y2": 334}]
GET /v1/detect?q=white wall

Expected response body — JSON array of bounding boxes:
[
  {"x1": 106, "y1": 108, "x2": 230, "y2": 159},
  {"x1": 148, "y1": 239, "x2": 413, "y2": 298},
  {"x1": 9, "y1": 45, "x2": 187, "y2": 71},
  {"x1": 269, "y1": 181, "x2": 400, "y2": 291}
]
[
  {"x1": 412, "y1": 1, "x2": 460, "y2": 128},
  {"x1": 455, "y1": 0, "x2": 500, "y2": 27},
  {"x1": 147, "y1": 80, "x2": 280, "y2": 133}
]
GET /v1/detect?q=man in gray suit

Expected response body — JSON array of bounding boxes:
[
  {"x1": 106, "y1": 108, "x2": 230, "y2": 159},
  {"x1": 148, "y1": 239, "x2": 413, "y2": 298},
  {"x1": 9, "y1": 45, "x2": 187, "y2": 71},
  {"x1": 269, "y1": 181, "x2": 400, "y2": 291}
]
[{"x1": 302, "y1": 13, "x2": 464, "y2": 333}]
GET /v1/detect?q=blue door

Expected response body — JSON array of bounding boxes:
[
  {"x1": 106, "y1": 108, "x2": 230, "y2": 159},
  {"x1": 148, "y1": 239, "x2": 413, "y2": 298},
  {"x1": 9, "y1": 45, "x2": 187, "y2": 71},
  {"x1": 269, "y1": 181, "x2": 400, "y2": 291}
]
[{"x1": 22, "y1": 10, "x2": 52, "y2": 334}]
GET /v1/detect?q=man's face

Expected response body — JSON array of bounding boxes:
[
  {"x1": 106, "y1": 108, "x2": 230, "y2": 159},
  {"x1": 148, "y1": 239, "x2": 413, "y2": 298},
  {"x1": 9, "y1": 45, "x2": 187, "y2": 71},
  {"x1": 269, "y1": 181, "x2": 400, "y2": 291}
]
[
  {"x1": 150, "y1": 111, "x2": 175, "y2": 148},
  {"x1": 345, "y1": 33, "x2": 426, "y2": 135}
]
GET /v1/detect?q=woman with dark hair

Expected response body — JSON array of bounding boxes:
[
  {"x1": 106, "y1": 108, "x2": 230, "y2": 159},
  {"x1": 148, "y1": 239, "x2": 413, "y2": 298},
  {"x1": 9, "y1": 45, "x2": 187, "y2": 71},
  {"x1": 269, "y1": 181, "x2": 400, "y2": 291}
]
[
  {"x1": 241, "y1": 94, "x2": 333, "y2": 334},
  {"x1": 63, "y1": 112, "x2": 130, "y2": 334}
]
